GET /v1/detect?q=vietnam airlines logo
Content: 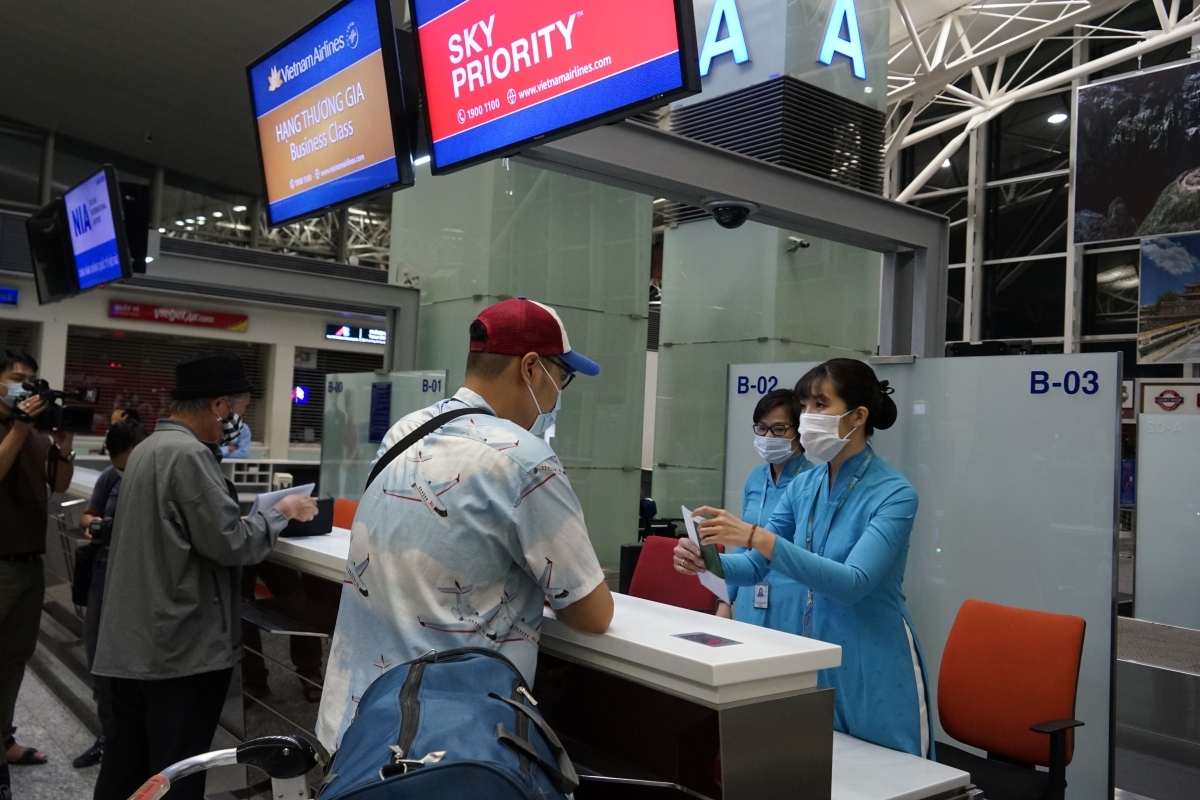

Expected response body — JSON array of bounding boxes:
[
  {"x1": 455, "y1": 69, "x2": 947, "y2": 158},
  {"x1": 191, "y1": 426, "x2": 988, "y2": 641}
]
[
  {"x1": 268, "y1": 66, "x2": 283, "y2": 91},
  {"x1": 347, "y1": 21, "x2": 359, "y2": 48}
]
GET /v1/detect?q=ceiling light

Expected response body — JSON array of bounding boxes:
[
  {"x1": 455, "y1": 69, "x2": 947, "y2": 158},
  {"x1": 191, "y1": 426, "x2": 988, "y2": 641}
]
[
  {"x1": 196, "y1": 216, "x2": 206, "y2": 223},
  {"x1": 144, "y1": 256, "x2": 154, "y2": 263},
  {"x1": 232, "y1": 205, "x2": 247, "y2": 212},
  {"x1": 185, "y1": 218, "x2": 195, "y2": 224},
  {"x1": 174, "y1": 220, "x2": 184, "y2": 226},
  {"x1": 212, "y1": 211, "x2": 223, "y2": 218},
  {"x1": 1048, "y1": 113, "x2": 1068, "y2": 124},
  {"x1": 941, "y1": 159, "x2": 952, "y2": 168},
  {"x1": 157, "y1": 227, "x2": 166, "y2": 233},
  {"x1": 413, "y1": 155, "x2": 430, "y2": 166},
  {"x1": 185, "y1": 226, "x2": 194, "y2": 231}
]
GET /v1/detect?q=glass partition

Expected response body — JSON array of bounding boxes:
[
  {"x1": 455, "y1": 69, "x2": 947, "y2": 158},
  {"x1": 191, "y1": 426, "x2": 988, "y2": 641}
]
[{"x1": 724, "y1": 354, "x2": 1119, "y2": 800}]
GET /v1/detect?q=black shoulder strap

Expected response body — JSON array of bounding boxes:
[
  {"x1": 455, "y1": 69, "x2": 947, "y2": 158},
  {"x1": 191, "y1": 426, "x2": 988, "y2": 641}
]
[
  {"x1": 365, "y1": 407, "x2": 494, "y2": 492},
  {"x1": 99, "y1": 467, "x2": 121, "y2": 508}
]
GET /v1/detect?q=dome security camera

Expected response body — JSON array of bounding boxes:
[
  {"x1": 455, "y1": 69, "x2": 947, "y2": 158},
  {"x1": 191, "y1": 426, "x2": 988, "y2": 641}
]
[{"x1": 703, "y1": 200, "x2": 759, "y2": 230}]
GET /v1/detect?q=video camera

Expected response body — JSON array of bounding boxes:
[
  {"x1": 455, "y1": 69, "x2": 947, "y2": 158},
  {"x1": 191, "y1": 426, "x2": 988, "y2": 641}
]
[{"x1": 16, "y1": 379, "x2": 98, "y2": 433}]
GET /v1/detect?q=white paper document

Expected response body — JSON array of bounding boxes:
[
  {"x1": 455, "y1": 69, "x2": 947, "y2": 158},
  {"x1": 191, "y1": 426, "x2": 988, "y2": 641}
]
[
  {"x1": 681, "y1": 505, "x2": 730, "y2": 604},
  {"x1": 249, "y1": 483, "x2": 315, "y2": 517}
]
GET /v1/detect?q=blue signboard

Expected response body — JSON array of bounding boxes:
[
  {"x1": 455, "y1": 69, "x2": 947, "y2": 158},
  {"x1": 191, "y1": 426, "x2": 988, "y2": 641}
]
[
  {"x1": 247, "y1": 0, "x2": 412, "y2": 226},
  {"x1": 1120, "y1": 457, "x2": 1136, "y2": 506},
  {"x1": 0, "y1": 287, "x2": 17, "y2": 306},
  {"x1": 65, "y1": 169, "x2": 125, "y2": 290},
  {"x1": 369, "y1": 381, "x2": 392, "y2": 443}
]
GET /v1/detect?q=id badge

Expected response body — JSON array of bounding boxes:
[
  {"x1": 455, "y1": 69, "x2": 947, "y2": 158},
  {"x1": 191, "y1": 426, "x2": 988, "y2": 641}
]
[{"x1": 753, "y1": 582, "x2": 769, "y2": 609}]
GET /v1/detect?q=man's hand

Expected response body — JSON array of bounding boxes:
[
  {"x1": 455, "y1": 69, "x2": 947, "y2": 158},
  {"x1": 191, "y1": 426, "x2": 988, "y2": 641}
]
[
  {"x1": 79, "y1": 511, "x2": 101, "y2": 534},
  {"x1": 13, "y1": 395, "x2": 46, "y2": 427},
  {"x1": 50, "y1": 429, "x2": 74, "y2": 449},
  {"x1": 272, "y1": 493, "x2": 319, "y2": 521}
]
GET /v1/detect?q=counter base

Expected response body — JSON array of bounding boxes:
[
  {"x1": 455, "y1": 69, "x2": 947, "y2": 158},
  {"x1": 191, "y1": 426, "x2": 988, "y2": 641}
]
[{"x1": 535, "y1": 652, "x2": 835, "y2": 800}]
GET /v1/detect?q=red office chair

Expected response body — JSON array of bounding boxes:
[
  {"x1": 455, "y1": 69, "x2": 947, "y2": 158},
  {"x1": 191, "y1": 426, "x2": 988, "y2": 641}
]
[
  {"x1": 936, "y1": 599, "x2": 1086, "y2": 800},
  {"x1": 333, "y1": 498, "x2": 359, "y2": 530},
  {"x1": 627, "y1": 535, "x2": 721, "y2": 612}
]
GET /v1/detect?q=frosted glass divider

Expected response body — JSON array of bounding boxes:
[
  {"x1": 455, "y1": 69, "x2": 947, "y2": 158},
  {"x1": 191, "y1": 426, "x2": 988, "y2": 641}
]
[{"x1": 724, "y1": 354, "x2": 1119, "y2": 800}]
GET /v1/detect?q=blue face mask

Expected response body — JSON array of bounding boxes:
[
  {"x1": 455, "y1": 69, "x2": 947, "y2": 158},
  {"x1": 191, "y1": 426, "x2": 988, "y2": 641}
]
[
  {"x1": 526, "y1": 362, "x2": 562, "y2": 437},
  {"x1": 1, "y1": 382, "x2": 27, "y2": 408}
]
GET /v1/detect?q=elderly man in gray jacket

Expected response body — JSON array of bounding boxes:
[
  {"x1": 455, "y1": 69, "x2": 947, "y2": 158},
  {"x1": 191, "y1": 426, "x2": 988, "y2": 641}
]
[{"x1": 91, "y1": 352, "x2": 316, "y2": 800}]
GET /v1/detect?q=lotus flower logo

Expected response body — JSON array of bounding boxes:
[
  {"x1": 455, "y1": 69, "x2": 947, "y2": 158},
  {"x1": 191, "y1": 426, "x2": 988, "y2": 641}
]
[
  {"x1": 268, "y1": 66, "x2": 283, "y2": 92},
  {"x1": 347, "y1": 22, "x2": 359, "y2": 48}
]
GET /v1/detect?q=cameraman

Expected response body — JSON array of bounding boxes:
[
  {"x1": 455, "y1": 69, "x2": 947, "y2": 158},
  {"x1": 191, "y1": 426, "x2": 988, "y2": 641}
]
[
  {"x1": 0, "y1": 349, "x2": 73, "y2": 781},
  {"x1": 71, "y1": 420, "x2": 147, "y2": 769}
]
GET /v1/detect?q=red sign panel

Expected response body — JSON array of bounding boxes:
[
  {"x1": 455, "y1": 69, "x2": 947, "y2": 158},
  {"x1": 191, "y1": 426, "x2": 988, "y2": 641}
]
[
  {"x1": 1155, "y1": 389, "x2": 1185, "y2": 411},
  {"x1": 109, "y1": 301, "x2": 249, "y2": 332},
  {"x1": 413, "y1": 0, "x2": 692, "y2": 170}
]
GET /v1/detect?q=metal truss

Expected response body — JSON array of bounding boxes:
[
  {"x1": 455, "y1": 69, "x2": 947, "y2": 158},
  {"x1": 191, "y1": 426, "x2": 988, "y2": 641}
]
[
  {"x1": 888, "y1": 0, "x2": 1200, "y2": 201},
  {"x1": 162, "y1": 201, "x2": 391, "y2": 269}
]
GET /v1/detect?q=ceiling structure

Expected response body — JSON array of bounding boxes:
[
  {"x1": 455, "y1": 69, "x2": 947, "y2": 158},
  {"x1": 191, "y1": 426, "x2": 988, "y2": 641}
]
[
  {"x1": 0, "y1": 0, "x2": 400, "y2": 195},
  {"x1": 886, "y1": 0, "x2": 1200, "y2": 200}
]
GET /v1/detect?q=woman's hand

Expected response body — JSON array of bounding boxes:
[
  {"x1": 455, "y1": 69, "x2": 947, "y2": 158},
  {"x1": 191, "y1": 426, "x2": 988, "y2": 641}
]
[
  {"x1": 694, "y1": 506, "x2": 777, "y2": 559},
  {"x1": 715, "y1": 602, "x2": 732, "y2": 619},
  {"x1": 694, "y1": 507, "x2": 754, "y2": 548},
  {"x1": 673, "y1": 538, "x2": 706, "y2": 575}
]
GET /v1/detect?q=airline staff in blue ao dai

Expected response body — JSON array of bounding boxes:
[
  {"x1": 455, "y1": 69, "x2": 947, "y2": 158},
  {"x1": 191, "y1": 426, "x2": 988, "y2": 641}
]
[
  {"x1": 714, "y1": 390, "x2": 814, "y2": 632},
  {"x1": 674, "y1": 359, "x2": 934, "y2": 758}
]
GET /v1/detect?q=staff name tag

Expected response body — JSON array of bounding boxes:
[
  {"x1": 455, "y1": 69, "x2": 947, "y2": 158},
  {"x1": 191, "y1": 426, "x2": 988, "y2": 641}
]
[{"x1": 754, "y1": 583, "x2": 769, "y2": 609}]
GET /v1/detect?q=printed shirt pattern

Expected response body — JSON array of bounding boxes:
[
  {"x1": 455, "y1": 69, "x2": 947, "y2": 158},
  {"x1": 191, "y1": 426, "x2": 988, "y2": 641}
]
[{"x1": 316, "y1": 388, "x2": 605, "y2": 750}]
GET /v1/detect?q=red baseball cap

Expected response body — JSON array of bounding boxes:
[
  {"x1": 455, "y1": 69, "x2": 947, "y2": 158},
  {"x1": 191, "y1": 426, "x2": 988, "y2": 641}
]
[{"x1": 470, "y1": 298, "x2": 600, "y2": 376}]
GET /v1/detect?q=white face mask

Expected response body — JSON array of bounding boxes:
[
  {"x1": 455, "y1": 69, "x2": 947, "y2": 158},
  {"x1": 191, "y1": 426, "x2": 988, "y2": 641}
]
[
  {"x1": 0, "y1": 382, "x2": 25, "y2": 408},
  {"x1": 526, "y1": 361, "x2": 562, "y2": 436},
  {"x1": 798, "y1": 410, "x2": 858, "y2": 465},
  {"x1": 753, "y1": 434, "x2": 797, "y2": 464}
]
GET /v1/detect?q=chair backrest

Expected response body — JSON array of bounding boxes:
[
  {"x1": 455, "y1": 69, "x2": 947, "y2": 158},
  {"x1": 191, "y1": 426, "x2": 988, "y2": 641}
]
[
  {"x1": 333, "y1": 498, "x2": 359, "y2": 530},
  {"x1": 627, "y1": 535, "x2": 719, "y2": 612},
  {"x1": 938, "y1": 598, "x2": 1086, "y2": 767}
]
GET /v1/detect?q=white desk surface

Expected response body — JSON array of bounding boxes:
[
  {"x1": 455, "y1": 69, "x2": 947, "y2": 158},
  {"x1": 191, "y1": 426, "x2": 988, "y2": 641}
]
[
  {"x1": 832, "y1": 733, "x2": 970, "y2": 800},
  {"x1": 268, "y1": 527, "x2": 352, "y2": 582},
  {"x1": 541, "y1": 592, "x2": 841, "y2": 704},
  {"x1": 67, "y1": 466, "x2": 102, "y2": 501}
]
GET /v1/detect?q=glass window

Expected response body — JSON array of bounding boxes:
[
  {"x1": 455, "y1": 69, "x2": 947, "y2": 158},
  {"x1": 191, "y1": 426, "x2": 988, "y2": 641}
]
[
  {"x1": 1089, "y1": 1, "x2": 1195, "y2": 80},
  {"x1": 160, "y1": 184, "x2": 257, "y2": 247},
  {"x1": 989, "y1": 92, "x2": 1071, "y2": 180},
  {"x1": 986, "y1": 39, "x2": 1073, "y2": 96},
  {"x1": 982, "y1": 257, "x2": 1065, "y2": 339},
  {"x1": 901, "y1": 135, "x2": 969, "y2": 192},
  {"x1": 1080, "y1": 340, "x2": 1184, "y2": 379},
  {"x1": 913, "y1": 191, "x2": 968, "y2": 264},
  {"x1": 985, "y1": 175, "x2": 1069, "y2": 260},
  {"x1": 1082, "y1": 249, "x2": 1139, "y2": 336},
  {"x1": 947, "y1": 266, "x2": 965, "y2": 343},
  {"x1": 0, "y1": 128, "x2": 43, "y2": 208}
]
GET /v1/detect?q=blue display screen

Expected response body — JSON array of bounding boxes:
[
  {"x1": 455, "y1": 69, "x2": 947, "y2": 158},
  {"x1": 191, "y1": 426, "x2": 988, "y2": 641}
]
[
  {"x1": 65, "y1": 170, "x2": 124, "y2": 290},
  {"x1": 248, "y1": 0, "x2": 406, "y2": 226},
  {"x1": 0, "y1": 287, "x2": 17, "y2": 306}
]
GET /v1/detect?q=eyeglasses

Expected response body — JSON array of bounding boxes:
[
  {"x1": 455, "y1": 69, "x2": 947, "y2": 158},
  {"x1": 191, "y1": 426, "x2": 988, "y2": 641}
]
[
  {"x1": 543, "y1": 357, "x2": 576, "y2": 391},
  {"x1": 752, "y1": 422, "x2": 795, "y2": 437}
]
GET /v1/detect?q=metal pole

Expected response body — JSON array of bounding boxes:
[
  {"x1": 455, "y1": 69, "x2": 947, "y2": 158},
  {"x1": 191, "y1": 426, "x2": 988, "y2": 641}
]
[
  {"x1": 336, "y1": 207, "x2": 350, "y2": 263},
  {"x1": 150, "y1": 166, "x2": 165, "y2": 229},
  {"x1": 250, "y1": 197, "x2": 263, "y2": 250},
  {"x1": 38, "y1": 132, "x2": 55, "y2": 205}
]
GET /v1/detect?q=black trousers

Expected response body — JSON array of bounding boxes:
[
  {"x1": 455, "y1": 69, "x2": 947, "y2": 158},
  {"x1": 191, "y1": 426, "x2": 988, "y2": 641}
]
[{"x1": 93, "y1": 667, "x2": 233, "y2": 800}]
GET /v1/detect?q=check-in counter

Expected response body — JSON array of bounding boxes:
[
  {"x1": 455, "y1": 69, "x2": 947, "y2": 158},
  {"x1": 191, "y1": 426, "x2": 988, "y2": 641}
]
[{"x1": 269, "y1": 530, "x2": 974, "y2": 800}]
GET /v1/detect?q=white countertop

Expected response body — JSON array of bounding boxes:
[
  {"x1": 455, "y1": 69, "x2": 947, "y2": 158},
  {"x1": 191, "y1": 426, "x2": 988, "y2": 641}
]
[
  {"x1": 541, "y1": 592, "x2": 841, "y2": 705},
  {"x1": 832, "y1": 733, "x2": 970, "y2": 800},
  {"x1": 268, "y1": 527, "x2": 352, "y2": 582}
]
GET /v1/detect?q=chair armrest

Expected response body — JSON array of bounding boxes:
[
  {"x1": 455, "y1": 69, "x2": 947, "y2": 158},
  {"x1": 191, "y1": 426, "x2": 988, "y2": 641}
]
[
  {"x1": 1030, "y1": 719, "x2": 1083, "y2": 800},
  {"x1": 1029, "y1": 719, "x2": 1084, "y2": 735}
]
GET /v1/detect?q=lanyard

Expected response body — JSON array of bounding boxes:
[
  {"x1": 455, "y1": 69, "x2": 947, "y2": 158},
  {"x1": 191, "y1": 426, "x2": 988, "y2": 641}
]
[{"x1": 802, "y1": 448, "x2": 874, "y2": 636}]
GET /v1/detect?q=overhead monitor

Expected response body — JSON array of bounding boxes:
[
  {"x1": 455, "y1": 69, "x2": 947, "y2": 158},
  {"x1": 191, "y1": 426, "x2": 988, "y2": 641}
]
[
  {"x1": 248, "y1": 0, "x2": 416, "y2": 227},
  {"x1": 64, "y1": 166, "x2": 133, "y2": 291},
  {"x1": 25, "y1": 199, "x2": 77, "y2": 305},
  {"x1": 408, "y1": 0, "x2": 701, "y2": 174}
]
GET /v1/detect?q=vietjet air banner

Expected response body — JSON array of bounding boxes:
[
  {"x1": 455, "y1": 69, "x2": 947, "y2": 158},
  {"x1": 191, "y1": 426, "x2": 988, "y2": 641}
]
[
  {"x1": 413, "y1": 0, "x2": 688, "y2": 170},
  {"x1": 249, "y1": 0, "x2": 400, "y2": 225}
]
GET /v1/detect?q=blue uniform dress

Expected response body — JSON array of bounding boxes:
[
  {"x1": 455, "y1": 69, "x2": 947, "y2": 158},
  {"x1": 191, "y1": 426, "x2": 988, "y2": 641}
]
[
  {"x1": 730, "y1": 445, "x2": 934, "y2": 757},
  {"x1": 721, "y1": 455, "x2": 812, "y2": 632}
]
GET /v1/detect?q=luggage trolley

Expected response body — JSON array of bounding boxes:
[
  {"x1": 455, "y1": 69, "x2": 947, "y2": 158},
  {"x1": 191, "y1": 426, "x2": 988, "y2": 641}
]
[{"x1": 127, "y1": 734, "x2": 320, "y2": 800}]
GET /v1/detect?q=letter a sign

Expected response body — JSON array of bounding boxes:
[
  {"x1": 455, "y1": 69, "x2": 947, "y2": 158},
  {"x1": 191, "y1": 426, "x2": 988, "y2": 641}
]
[
  {"x1": 699, "y1": 0, "x2": 750, "y2": 77},
  {"x1": 818, "y1": 0, "x2": 866, "y2": 80}
]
